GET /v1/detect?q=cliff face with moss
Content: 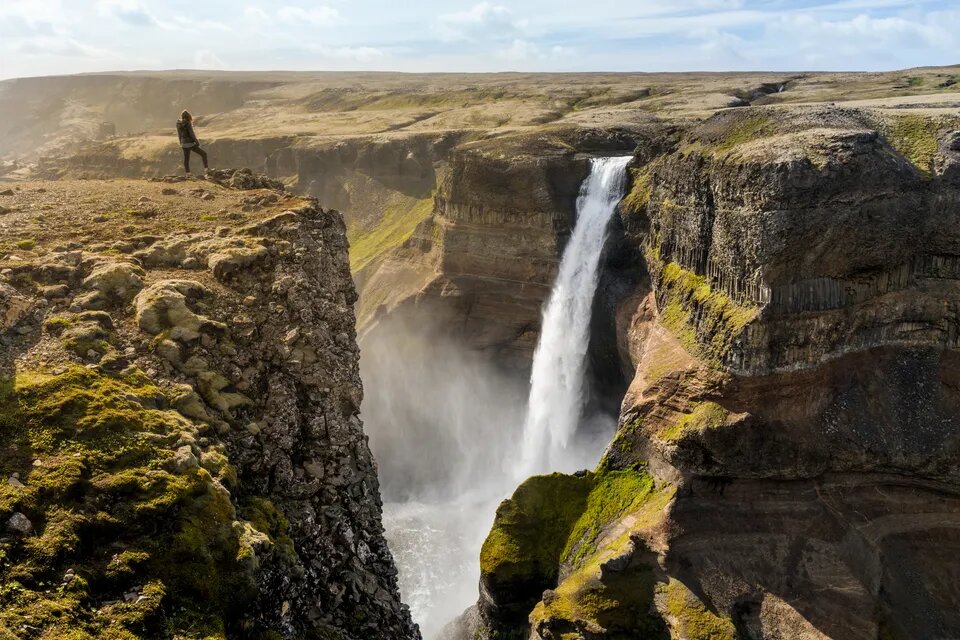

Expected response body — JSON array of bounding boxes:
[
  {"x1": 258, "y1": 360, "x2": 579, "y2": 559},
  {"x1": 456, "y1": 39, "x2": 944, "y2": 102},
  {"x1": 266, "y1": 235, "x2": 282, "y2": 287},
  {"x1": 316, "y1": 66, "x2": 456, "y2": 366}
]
[
  {"x1": 466, "y1": 106, "x2": 960, "y2": 640},
  {"x1": 0, "y1": 173, "x2": 418, "y2": 639}
]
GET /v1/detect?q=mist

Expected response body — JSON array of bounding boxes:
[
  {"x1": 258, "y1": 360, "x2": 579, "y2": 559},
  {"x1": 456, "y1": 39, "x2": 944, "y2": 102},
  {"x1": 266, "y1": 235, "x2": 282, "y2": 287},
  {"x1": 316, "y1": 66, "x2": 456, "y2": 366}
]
[
  {"x1": 359, "y1": 311, "x2": 527, "y2": 638},
  {"x1": 360, "y1": 302, "x2": 618, "y2": 636},
  {"x1": 360, "y1": 312, "x2": 528, "y2": 504}
]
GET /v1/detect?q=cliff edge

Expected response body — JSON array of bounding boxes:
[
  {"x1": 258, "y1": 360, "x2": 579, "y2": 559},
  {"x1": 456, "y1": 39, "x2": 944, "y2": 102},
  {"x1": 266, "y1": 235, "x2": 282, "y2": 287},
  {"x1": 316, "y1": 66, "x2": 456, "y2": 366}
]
[{"x1": 0, "y1": 172, "x2": 419, "y2": 639}]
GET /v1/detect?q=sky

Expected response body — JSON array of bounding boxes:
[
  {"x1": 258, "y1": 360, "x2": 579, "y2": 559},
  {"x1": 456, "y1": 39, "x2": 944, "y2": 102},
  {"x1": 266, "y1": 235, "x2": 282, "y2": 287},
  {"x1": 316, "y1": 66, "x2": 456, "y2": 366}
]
[{"x1": 0, "y1": 0, "x2": 958, "y2": 80}]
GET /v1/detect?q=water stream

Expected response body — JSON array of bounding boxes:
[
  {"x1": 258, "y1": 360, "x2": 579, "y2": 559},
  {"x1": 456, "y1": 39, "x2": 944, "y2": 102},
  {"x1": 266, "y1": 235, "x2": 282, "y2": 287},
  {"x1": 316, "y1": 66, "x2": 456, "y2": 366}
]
[
  {"x1": 516, "y1": 156, "x2": 633, "y2": 478},
  {"x1": 366, "y1": 156, "x2": 634, "y2": 638}
]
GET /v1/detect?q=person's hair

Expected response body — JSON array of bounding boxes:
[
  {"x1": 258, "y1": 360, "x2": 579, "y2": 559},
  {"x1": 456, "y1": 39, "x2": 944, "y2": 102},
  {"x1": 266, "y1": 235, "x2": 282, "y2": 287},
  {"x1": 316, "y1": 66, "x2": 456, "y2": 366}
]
[{"x1": 180, "y1": 110, "x2": 192, "y2": 122}]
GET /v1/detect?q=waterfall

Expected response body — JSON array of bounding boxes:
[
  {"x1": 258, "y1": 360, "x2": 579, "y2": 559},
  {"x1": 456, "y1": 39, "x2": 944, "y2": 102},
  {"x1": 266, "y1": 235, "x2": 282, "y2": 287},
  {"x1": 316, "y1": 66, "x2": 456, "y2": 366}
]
[
  {"x1": 369, "y1": 156, "x2": 632, "y2": 638},
  {"x1": 516, "y1": 156, "x2": 632, "y2": 477}
]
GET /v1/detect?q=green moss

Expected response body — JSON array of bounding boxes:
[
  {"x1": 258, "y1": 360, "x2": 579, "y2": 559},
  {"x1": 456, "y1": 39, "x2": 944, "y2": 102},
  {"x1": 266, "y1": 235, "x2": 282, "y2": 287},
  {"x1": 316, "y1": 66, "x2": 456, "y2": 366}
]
[
  {"x1": 661, "y1": 579, "x2": 736, "y2": 640},
  {"x1": 622, "y1": 168, "x2": 651, "y2": 212},
  {"x1": 649, "y1": 254, "x2": 758, "y2": 366},
  {"x1": 15, "y1": 239, "x2": 36, "y2": 250},
  {"x1": 710, "y1": 115, "x2": 773, "y2": 153},
  {"x1": 348, "y1": 194, "x2": 434, "y2": 272},
  {"x1": 661, "y1": 402, "x2": 730, "y2": 442},
  {"x1": 60, "y1": 320, "x2": 112, "y2": 357},
  {"x1": 885, "y1": 114, "x2": 941, "y2": 175},
  {"x1": 526, "y1": 472, "x2": 677, "y2": 637},
  {"x1": 480, "y1": 473, "x2": 593, "y2": 583},
  {"x1": 480, "y1": 466, "x2": 677, "y2": 637},
  {"x1": 44, "y1": 316, "x2": 74, "y2": 333},
  {"x1": 0, "y1": 364, "x2": 270, "y2": 637},
  {"x1": 531, "y1": 546, "x2": 665, "y2": 638},
  {"x1": 561, "y1": 470, "x2": 654, "y2": 567},
  {"x1": 659, "y1": 298, "x2": 700, "y2": 355},
  {"x1": 240, "y1": 497, "x2": 298, "y2": 564}
]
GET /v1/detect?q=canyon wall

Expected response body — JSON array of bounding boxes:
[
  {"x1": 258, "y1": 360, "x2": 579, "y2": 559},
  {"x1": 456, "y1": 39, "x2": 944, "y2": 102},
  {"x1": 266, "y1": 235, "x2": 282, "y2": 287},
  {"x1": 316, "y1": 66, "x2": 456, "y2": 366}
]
[{"x1": 469, "y1": 107, "x2": 960, "y2": 640}]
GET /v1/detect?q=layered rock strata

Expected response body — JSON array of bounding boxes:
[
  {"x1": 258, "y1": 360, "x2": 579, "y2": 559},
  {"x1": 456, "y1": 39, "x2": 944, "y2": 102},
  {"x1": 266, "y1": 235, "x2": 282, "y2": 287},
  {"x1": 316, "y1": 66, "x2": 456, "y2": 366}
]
[{"x1": 470, "y1": 107, "x2": 960, "y2": 640}]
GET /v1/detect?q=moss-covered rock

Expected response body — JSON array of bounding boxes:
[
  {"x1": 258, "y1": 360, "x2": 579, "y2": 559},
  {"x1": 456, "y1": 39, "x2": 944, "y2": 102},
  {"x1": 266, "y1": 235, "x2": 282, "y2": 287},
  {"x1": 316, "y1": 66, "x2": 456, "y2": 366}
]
[
  {"x1": 0, "y1": 365, "x2": 276, "y2": 638},
  {"x1": 660, "y1": 402, "x2": 730, "y2": 443},
  {"x1": 480, "y1": 473, "x2": 593, "y2": 632},
  {"x1": 479, "y1": 467, "x2": 675, "y2": 639},
  {"x1": 657, "y1": 579, "x2": 736, "y2": 640},
  {"x1": 531, "y1": 545, "x2": 666, "y2": 640},
  {"x1": 882, "y1": 114, "x2": 944, "y2": 175},
  {"x1": 645, "y1": 247, "x2": 757, "y2": 368}
]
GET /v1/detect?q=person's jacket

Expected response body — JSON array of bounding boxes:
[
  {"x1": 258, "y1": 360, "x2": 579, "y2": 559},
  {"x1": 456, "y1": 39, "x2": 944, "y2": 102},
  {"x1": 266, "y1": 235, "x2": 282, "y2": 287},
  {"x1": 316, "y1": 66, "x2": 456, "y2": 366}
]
[{"x1": 176, "y1": 119, "x2": 199, "y2": 148}]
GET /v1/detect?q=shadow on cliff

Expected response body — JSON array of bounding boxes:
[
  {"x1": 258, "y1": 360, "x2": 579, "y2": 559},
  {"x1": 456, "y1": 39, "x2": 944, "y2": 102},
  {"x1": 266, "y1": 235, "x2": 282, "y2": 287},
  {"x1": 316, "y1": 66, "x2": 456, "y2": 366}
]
[{"x1": 662, "y1": 348, "x2": 960, "y2": 639}]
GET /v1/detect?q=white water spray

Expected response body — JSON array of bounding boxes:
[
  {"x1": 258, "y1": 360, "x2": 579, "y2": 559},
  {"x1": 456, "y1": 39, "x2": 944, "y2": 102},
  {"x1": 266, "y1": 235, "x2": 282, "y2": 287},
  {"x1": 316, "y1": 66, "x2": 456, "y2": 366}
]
[
  {"x1": 516, "y1": 156, "x2": 632, "y2": 477},
  {"x1": 369, "y1": 156, "x2": 633, "y2": 638}
]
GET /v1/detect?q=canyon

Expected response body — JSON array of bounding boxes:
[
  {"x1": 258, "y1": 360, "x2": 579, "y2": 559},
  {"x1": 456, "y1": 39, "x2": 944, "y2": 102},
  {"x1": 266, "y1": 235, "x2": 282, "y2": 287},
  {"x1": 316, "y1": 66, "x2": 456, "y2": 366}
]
[{"x1": 2, "y1": 66, "x2": 960, "y2": 639}]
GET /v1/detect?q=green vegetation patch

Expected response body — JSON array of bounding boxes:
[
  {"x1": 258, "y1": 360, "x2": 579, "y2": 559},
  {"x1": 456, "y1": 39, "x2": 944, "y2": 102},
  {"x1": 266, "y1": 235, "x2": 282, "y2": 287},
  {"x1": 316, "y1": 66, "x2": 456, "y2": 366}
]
[
  {"x1": 348, "y1": 195, "x2": 434, "y2": 272},
  {"x1": 561, "y1": 471, "x2": 655, "y2": 567},
  {"x1": 621, "y1": 168, "x2": 651, "y2": 213},
  {"x1": 648, "y1": 249, "x2": 758, "y2": 366},
  {"x1": 660, "y1": 578, "x2": 736, "y2": 640},
  {"x1": 706, "y1": 115, "x2": 774, "y2": 154},
  {"x1": 0, "y1": 365, "x2": 278, "y2": 638},
  {"x1": 532, "y1": 539, "x2": 665, "y2": 639},
  {"x1": 884, "y1": 114, "x2": 942, "y2": 175},
  {"x1": 523, "y1": 470, "x2": 677, "y2": 638},
  {"x1": 480, "y1": 473, "x2": 592, "y2": 584},
  {"x1": 661, "y1": 401, "x2": 731, "y2": 442},
  {"x1": 480, "y1": 465, "x2": 675, "y2": 637}
]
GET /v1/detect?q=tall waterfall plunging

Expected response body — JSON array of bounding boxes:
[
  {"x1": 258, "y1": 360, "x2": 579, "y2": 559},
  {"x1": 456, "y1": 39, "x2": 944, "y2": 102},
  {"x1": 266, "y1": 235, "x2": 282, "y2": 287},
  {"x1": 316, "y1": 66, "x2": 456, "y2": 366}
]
[
  {"x1": 367, "y1": 155, "x2": 633, "y2": 639},
  {"x1": 516, "y1": 156, "x2": 633, "y2": 477}
]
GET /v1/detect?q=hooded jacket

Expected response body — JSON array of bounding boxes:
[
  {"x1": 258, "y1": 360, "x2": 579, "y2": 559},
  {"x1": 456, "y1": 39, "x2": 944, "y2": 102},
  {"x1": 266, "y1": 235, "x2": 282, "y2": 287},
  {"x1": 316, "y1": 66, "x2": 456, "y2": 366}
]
[{"x1": 176, "y1": 118, "x2": 199, "y2": 148}]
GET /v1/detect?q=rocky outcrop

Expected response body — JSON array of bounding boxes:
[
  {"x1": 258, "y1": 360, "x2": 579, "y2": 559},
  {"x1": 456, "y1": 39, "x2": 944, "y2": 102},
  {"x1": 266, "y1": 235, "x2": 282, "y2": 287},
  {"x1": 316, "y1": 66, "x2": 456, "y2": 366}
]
[
  {"x1": 471, "y1": 106, "x2": 960, "y2": 640},
  {"x1": 0, "y1": 176, "x2": 418, "y2": 639}
]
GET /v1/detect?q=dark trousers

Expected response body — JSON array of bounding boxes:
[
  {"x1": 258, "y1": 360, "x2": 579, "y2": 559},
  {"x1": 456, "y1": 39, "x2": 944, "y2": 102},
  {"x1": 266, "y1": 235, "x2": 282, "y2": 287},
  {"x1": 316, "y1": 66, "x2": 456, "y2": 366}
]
[{"x1": 182, "y1": 145, "x2": 208, "y2": 172}]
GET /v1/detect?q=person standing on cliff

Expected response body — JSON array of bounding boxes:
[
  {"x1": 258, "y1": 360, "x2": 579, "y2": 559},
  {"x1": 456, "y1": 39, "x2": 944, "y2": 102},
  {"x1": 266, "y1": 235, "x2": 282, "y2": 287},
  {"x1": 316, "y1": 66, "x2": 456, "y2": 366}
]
[{"x1": 176, "y1": 110, "x2": 209, "y2": 176}]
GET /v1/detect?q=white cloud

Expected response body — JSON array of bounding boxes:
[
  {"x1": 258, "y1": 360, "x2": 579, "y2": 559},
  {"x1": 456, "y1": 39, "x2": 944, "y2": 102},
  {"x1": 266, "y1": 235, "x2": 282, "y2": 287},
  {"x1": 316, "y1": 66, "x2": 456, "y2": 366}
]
[
  {"x1": 193, "y1": 49, "x2": 226, "y2": 68},
  {"x1": 277, "y1": 5, "x2": 339, "y2": 26},
  {"x1": 2, "y1": 0, "x2": 960, "y2": 79},
  {"x1": 10, "y1": 36, "x2": 111, "y2": 58},
  {"x1": 0, "y1": 0, "x2": 70, "y2": 36},
  {"x1": 0, "y1": 0, "x2": 66, "y2": 26},
  {"x1": 170, "y1": 15, "x2": 231, "y2": 32},
  {"x1": 694, "y1": 29, "x2": 746, "y2": 61},
  {"x1": 309, "y1": 44, "x2": 386, "y2": 61},
  {"x1": 496, "y1": 39, "x2": 569, "y2": 62},
  {"x1": 770, "y1": 11, "x2": 957, "y2": 53},
  {"x1": 243, "y1": 6, "x2": 271, "y2": 22},
  {"x1": 437, "y1": 2, "x2": 527, "y2": 42},
  {"x1": 97, "y1": 0, "x2": 160, "y2": 27}
]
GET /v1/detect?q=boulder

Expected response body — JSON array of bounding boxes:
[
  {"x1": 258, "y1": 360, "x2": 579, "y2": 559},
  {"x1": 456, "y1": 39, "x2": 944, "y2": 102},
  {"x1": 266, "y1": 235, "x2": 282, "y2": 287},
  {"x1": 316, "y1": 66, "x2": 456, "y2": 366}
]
[
  {"x1": 134, "y1": 280, "x2": 224, "y2": 342},
  {"x1": 0, "y1": 283, "x2": 31, "y2": 332},
  {"x1": 76, "y1": 259, "x2": 145, "y2": 310},
  {"x1": 207, "y1": 245, "x2": 269, "y2": 281},
  {"x1": 6, "y1": 512, "x2": 32, "y2": 534},
  {"x1": 170, "y1": 445, "x2": 199, "y2": 473}
]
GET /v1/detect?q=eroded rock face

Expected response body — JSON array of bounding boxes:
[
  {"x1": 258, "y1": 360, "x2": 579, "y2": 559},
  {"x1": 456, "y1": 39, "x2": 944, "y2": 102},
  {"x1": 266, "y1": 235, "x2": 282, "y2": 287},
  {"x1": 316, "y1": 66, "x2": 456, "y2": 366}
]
[
  {"x1": 471, "y1": 107, "x2": 960, "y2": 640},
  {"x1": 0, "y1": 176, "x2": 419, "y2": 639},
  {"x1": 358, "y1": 126, "x2": 668, "y2": 368}
]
